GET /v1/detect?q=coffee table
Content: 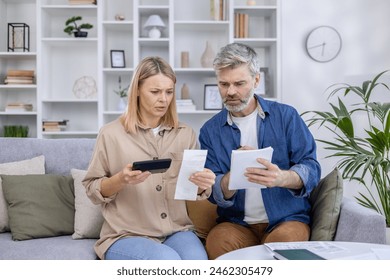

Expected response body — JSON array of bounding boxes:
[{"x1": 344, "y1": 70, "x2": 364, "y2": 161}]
[{"x1": 216, "y1": 241, "x2": 390, "y2": 260}]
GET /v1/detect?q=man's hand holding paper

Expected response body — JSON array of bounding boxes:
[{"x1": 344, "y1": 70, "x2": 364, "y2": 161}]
[{"x1": 228, "y1": 146, "x2": 274, "y2": 190}]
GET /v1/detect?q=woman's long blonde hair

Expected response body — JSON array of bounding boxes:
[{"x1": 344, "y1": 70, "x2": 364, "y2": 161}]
[{"x1": 120, "y1": 56, "x2": 178, "y2": 134}]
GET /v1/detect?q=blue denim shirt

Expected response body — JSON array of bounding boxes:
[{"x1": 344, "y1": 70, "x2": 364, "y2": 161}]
[{"x1": 199, "y1": 95, "x2": 321, "y2": 231}]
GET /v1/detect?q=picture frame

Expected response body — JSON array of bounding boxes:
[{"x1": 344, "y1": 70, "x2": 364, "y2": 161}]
[
  {"x1": 204, "y1": 84, "x2": 222, "y2": 110},
  {"x1": 110, "y1": 50, "x2": 125, "y2": 68},
  {"x1": 254, "y1": 67, "x2": 269, "y2": 96}
]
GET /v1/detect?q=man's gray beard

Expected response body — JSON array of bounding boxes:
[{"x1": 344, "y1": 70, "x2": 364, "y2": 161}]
[{"x1": 223, "y1": 88, "x2": 255, "y2": 113}]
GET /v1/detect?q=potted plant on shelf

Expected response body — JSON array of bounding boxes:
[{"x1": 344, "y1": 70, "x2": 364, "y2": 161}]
[
  {"x1": 64, "y1": 16, "x2": 93, "y2": 38},
  {"x1": 302, "y1": 70, "x2": 390, "y2": 230},
  {"x1": 3, "y1": 125, "x2": 29, "y2": 137}
]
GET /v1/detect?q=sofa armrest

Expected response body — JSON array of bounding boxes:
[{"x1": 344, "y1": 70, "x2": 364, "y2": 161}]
[{"x1": 334, "y1": 197, "x2": 386, "y2": 244}]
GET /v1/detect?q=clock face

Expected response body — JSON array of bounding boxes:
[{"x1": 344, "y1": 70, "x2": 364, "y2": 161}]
[{"x1": 306, "y1": 26, "x2": 342, "y2": 62}]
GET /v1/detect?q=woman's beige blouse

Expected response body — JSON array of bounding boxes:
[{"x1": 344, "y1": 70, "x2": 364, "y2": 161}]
[{"x1": 82, "y1": 118, "x2": 207, "y2": 260}]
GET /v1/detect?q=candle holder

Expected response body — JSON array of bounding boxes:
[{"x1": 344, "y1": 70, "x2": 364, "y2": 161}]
[{"x1": 7, "y1": 23, "x2": 30, "y2": 52}]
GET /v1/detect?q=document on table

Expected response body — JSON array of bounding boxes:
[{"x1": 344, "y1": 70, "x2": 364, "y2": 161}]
[
  {"x1": 174, "y1": 149, "x2": 207, "y2": 201},
  {"x1": 228, "y1": 146, "x2": 274, "y2": 190}
]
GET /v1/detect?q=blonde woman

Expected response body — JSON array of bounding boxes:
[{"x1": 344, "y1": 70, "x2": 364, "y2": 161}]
[{"x1": 83, "y1": 57, "x2": 215, "y2": 260}]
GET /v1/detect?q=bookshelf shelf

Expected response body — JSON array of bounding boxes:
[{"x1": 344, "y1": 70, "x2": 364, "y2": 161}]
[{"x1": 0, "y1": 0, "x2": 279, "y2": 138}]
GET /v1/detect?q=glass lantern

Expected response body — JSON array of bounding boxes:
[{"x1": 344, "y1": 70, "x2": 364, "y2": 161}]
[{"x1": 7, "y1": 23, "x2": 30, "y2": 52}]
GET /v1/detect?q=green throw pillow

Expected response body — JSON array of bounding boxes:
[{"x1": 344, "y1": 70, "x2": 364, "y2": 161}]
[
  {"x1": 309, "y1": 168, "x2": 343, "y2": 241},
  {"x1": 1, "y1": 174, "x2": 75, "y2": 241}
]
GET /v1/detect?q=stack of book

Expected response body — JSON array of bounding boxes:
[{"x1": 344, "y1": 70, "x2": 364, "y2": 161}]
[
  {"x1": 176, "y1": 99, "x2": 196, "y2": 112},
  {"x1": 42, "y1": 120, "x2": 69, "y2": 132},
  {"x1": 5, "y1": 103, "x2": 33, "y2": 112},
  {"x1": 210, "y1": 0, "x2": 228, "y2": 21},
  {"x1": 234, "y1": 13, "x2": 249, "y2": 38},
  {"x1": 4, "y1": 70, "x2": 35, "y2": 85},
  {"x1": 68, "y1": 0, "x2": 96, "y2": 4}
]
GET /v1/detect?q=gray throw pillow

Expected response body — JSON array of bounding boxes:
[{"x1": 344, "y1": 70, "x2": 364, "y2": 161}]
[
  {"x1": 309, "y1": 168, "x2": 343, "y2": 241},
  {"x1": 1, "y1": 174, "x2": 75, "y2": 241}
]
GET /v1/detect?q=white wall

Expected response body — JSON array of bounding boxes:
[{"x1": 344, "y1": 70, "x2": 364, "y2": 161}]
[{"x1": 280, "y1": 0, "x2": 390, "y2": 199}]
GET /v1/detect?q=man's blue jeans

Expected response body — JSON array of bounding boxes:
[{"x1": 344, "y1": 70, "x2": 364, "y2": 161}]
[{"x1": 105, "y1": 231, "x2": 207, "y2": 260}]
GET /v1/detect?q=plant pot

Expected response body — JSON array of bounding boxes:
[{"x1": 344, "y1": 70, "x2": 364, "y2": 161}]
[
  {"x1": 386, "y1": 227, "x2": 390, "y2": 245},
  {"x1": 117, "y1": 97, "x2": 127, "y2": 111},
  {"x1": 74, "y1": 31, "x2": 88, "y2": 38}
]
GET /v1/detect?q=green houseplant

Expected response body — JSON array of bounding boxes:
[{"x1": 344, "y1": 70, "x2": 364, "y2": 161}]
[
  {"x1": 302, "y1": 70, "x2": 390, "y2": 226},
  {"x1": 64, "y1": 16, "x2": 93, "y2": 38},
  {"x1": 3, "y1": 125, "x2": 29, "y2": 137}
]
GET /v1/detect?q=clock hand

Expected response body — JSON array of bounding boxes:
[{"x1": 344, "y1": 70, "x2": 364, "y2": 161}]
[
  {"x1": 308, "y1": 42, "x2": 326, "y2": 50},
  {"x1": 321, "y1": 42, "x2": 326, "y2": 56}
]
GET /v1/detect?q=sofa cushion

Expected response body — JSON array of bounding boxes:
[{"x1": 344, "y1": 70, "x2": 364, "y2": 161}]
[
  {"x1": 309, "y1": 168, "x2": 343, "y2": 241},
  {"x1": 0, "y1": 155, "x2": 45, "y2": 233},
  {"x1": 0, "y1": 232, "x2": 97, "y2": 260},
  {"x1": 71, "y1": 169, "x2": 104, "y2": 239},
  {"x1": 1, "y1": 174, "x2": 75, "y2": 241}
]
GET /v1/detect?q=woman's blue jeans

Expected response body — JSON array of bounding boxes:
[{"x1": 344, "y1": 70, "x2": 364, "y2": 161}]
[{"x1": 105, "y1": 231, "x2": 207, "y2": 260}]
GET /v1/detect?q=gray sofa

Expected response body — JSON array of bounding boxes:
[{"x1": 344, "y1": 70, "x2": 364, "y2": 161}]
[
  {"x1": 0, "y1": 137, "x2": 387, "y2": 260},
  {"x1": 0, "y1": 137, "x2": 97, "y2": 259}
]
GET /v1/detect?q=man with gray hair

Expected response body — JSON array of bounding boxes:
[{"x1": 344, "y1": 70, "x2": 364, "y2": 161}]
[{"x1": 199, "y1": 43, "x2": 321, "y2": 259}]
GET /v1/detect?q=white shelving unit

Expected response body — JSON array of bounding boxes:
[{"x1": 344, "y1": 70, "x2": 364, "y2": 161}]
[
  {"x1": 0, "y1": 0, "x2": 280, "y2": 138},
  {"x1": 0, "y1": 0, "x2": 38, "y2": 137}
]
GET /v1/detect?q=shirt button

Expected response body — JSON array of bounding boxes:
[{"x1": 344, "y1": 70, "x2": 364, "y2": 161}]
[
  {"x1": 160, "y1": 213, "x2": 167, "y2": 219},
  {"x1": 156, "y1": 185, "x2": 162, "y2": 191}
]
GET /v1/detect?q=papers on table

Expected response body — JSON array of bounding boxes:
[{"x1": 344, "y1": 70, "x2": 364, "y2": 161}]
[
  {"x1": 228, "y1": 146, "x2": 274, "y2": 190},
  {"x1": 174, "y1": 149, "x2": 207, "y2": 201},
  {"x1": 264, "y1": 241, "x2": 390, "y2": 260}
]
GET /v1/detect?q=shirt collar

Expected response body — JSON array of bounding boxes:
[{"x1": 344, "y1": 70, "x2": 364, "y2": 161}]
[{"x1": 226, "y1": 95, "x2": 266, "y2": 126}]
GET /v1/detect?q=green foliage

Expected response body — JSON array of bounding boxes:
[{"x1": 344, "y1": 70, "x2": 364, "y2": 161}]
[
  {"x1": 114, "y1": 76, "x2": 129, "y2": 98},
  {"x1": 3, "y1": 125, "x2": 29, "y2": 137},
  {"x1": 302, "y1": 70, "x2": 390, "y2": 226},
  {"x1": 64, "y1": 16, "x2": 93, "y2": 35}
]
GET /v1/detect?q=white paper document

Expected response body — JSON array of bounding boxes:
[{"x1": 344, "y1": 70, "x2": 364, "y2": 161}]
[
  {"x1": 174, "y1": 149, "x2": 207, "y2": 201},
  {"x1": 228, "y1": 146, "x2": 274, "y2": 190}
]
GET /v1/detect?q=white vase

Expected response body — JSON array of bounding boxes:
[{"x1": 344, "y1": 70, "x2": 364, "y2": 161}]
[
  {"x1": 386, "y1": 227, "x2": 390, "y2": 245},
  {"x1": 117, "y1": 97, "x2": 127, "y2": 111},
  {"x1": 200, "y1": 41, "x2": 215, "y2": 68}
]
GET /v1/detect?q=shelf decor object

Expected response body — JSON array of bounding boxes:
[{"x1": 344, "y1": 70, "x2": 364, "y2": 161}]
[
  {"x1": 204, "y1": 84, "x2": 222, "y2": 110},
  {"x1": 114, "y1": 76, "x2": 129, "y2": 111},
  {"x1": 200, "y1": 41, "x2": 215, "y2": 68},
  {"x1": 143, "y1": 15, "x2": 165, "y2": 38},
  {"x1": 72, "y1": 76, "x2": 97, "y2": 99},
  {"x1": 63, "y1": 16, "x2": 93, "y2": 38},
  {"x1": 110, "y1": 50, "x2": 126, "y2": 68},
  {"x1": 3, "y1": 125, "x2": 29, "y2": 137},
  {"x1": 7, "y1": 23, "x2": 30, "y2": 52}
]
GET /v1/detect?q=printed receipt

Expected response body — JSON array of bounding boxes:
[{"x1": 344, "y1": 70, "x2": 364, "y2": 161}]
[{"x1": 174, "y1": 149, "x2": 207, "y2": 201}]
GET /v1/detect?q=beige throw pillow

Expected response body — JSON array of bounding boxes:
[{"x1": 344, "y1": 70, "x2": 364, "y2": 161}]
[
  {"x1": 71, "y1": 169, "x2": 104, "y2": 239},
  {"x1": 0, "y1": 155, "x2": 45, "y2": 232}
]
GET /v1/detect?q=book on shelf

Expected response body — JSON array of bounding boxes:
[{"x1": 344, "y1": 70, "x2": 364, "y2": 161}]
[
  {"x1": 4, "y1": 78, "x2": 34, "y2": 85},
  {"x1": 234, "y1": 13, "x2": 249, "y2": 38},
  {"x1": 68, "y1": 0, "x2": 96, "y2": 4},
  {"x1": 210, "y1": 0, "x2": 228, "y2": 21},
  {"x1": 42, "y1": 119, "x2": 69, "y2": 132},
  {"x1": 5, "y1": 103, "x2": 33, "y2": 112},
  {"x1": 4, "y1": 69, "x2": 35, "y2": 85},
  {"x1": 176, "y1": 99, "x2": 196, "y2": 111},
  {"x1": 6, "y1": 70, "x2": 34, "y2": 77}
]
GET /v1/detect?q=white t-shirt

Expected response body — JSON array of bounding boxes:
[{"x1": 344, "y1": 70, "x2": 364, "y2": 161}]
[{"x1": 231, "y1": 110, "x2": 269, "y2": 224}]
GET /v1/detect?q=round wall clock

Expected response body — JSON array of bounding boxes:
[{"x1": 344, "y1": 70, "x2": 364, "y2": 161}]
[{"x1": 305, "y1": 26, "x2": 342, "y2": 62}]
